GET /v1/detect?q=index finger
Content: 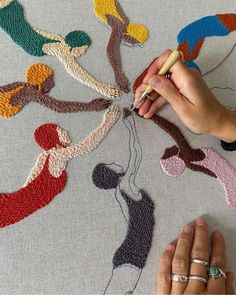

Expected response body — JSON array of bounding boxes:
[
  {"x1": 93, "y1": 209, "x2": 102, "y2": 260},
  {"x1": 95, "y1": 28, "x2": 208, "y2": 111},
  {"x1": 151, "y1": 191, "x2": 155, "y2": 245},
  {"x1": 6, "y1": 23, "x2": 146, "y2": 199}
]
[{"x1": 143, "y1": 49, "x2": 185, "y2": 84}]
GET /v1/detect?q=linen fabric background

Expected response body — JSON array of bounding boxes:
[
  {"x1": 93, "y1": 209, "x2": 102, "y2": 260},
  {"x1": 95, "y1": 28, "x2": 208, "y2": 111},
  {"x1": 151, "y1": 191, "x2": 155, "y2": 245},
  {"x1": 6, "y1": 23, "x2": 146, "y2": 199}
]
[{"x1": 0, "y1": 0, "x2": 236, "y2": 294}]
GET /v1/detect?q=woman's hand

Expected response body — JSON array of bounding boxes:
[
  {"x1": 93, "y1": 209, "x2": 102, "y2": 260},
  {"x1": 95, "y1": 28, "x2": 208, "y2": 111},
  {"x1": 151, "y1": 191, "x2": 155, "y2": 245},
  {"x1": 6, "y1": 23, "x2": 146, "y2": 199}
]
[
  {"x1": 156, "y1": 218, "x2": 235, "y2": 295},
  {"x1": 134, "y1": 50, "x2": 236, "y2": 142}
]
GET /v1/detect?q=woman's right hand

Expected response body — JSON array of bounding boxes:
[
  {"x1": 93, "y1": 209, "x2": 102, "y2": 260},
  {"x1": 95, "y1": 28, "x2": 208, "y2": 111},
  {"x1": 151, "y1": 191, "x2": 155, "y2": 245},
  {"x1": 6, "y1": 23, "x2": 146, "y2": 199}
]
[{"x1": 134, "y1": 50, "x2": 236, "y2": 142}]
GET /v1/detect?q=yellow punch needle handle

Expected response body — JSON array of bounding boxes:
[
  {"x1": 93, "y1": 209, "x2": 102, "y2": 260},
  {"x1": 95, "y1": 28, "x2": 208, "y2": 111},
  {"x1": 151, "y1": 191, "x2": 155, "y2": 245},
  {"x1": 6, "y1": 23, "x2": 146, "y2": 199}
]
[
  {"x1": 144, "y1": 49, "x2": 181, "y2": 95},
  {"x1": 131, "y1": 49, "x2": 181, "y2": 111}
]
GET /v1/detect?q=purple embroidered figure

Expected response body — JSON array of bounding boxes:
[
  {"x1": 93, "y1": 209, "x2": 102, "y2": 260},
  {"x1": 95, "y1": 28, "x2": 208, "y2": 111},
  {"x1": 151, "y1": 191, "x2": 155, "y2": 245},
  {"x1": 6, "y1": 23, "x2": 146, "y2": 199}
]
[{"x1": 92, "y1": 108, "x2": 154, "y2": 295}]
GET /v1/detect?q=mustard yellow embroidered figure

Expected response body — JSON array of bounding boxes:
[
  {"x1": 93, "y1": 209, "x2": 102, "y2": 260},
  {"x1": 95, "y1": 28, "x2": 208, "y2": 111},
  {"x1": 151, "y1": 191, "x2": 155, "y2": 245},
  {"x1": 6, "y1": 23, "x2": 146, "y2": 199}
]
[{"x1": 94, "y1": 0, "x2": 149, "y2": 93}]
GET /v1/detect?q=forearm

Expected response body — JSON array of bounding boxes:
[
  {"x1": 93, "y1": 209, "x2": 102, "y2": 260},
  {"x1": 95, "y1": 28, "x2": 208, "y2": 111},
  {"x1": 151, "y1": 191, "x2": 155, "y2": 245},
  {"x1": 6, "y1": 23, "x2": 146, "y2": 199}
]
[
  {"x1": 65, "y1": 106, "x2": 120, "y2": 159},
  {"x1": 210, "y1": 108, "x2": 236, "y2": 142}
]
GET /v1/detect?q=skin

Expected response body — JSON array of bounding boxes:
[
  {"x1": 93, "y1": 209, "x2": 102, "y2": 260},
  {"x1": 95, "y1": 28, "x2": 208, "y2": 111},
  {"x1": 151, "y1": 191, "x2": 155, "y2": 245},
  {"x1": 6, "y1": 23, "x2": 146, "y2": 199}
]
[
  {"x1": 156, "y1": 218, "x2": 235, "y2": 294},
  {"x1": 134, "y1": 49, "x2": 236, "y2": 143}
]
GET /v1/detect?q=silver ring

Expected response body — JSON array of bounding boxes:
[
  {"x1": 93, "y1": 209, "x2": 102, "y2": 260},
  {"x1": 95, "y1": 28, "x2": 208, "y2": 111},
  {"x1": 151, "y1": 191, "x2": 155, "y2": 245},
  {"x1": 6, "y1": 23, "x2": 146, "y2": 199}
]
[
  {"x1": 172, "y1": 274, "x2": 188, "y2": 283},
  {"x1": 208, "y1": 265, "x2": 226, "y2": 280},
  {"x1": 189, "y1": 275, "x2": 207, "y2": 284},
  {"x1": 191, "y1": 258, "x2": 208, "y2": 267}
]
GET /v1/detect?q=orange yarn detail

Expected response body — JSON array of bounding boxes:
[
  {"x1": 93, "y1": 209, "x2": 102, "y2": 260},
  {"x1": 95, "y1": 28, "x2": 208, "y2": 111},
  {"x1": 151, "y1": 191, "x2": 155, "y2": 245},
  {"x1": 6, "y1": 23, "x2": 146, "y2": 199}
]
[
  {"x1": 178, "y1": 39, "x2": 204, "y2": 61},
  {"x1": 25, "y1": 63, "x2": 53, "y2": 92},
  {"x1": 217, "y1": 14, "x2": 236, "y2": 31},
  {"x1": 0, "y1": 86, "x2": 23, "y2": 118}
]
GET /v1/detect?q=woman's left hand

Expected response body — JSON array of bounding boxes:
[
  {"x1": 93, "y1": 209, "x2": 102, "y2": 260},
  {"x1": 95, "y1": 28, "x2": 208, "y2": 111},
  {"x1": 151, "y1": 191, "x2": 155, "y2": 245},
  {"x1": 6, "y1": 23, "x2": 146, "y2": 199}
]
[{"x1": 156, "y1": 218, "x2": 235, "y2": 294}]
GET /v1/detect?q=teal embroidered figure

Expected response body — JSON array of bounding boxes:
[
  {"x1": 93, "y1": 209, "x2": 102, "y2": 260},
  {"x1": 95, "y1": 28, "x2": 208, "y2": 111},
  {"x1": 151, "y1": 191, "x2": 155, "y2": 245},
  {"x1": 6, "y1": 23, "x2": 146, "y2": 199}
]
[{"x1": 0, "y1": 0, "x2": 121, "y2": 98}]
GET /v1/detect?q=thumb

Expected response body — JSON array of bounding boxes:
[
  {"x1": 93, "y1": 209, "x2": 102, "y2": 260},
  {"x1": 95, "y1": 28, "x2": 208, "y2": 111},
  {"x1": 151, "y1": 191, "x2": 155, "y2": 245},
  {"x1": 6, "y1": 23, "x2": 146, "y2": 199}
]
[
  {"x1": 148, "y1": 75, "x2": 182, "y2": 107},
  {"x1": 226, "y1": 272, "x2": 235, "y2": 295}
]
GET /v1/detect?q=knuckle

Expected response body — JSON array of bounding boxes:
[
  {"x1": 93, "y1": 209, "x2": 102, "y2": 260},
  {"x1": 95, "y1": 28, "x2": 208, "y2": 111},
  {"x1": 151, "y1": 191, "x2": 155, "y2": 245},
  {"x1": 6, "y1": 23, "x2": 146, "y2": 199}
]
[
  {"x1": 158, "y1": 272, "x2": 171, "y2": 284},
  {"x1": 173, "y1": 256, "x2": 188, "y2": 270},
  {"x1": 192, "y1": 247, "x2": 208, "y2": 260},
  {"x1": 160, "y1": 253, "x2": 172, "y2": 265},
  {"x1": 212, "y1": 255, "x2": 225, "y2": 268},
  {"x1": 161, "y1": 83, "x2": 174, "y2": 99},
  {"x1": 183, "y1": 73, "x2": 197, "y2": 87}
]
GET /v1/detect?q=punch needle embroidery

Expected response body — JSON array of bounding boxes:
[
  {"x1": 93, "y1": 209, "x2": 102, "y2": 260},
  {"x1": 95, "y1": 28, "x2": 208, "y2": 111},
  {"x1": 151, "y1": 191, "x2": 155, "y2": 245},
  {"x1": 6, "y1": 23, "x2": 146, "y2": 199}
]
[
  {"x1": 94, "y1": 0, "x2": 149, "y2": 93},
  {"x1": 0, "y1": 64, "x2": 112, "y2": 118},
  {"x1": 133, "y1": 71, "x2": 236, "y2": 208},
  {"x1": 177, "y1": 14, "x2": 236, "y2": 72},
  {"x1": 0, "y1": 106, "x2": 120, "y2": 228},
  {"x1": 0, "y1": 0, "x2": 121, "y2": 98},
  {"x1": 92, "y1": 108, "x2": 154, "y2": 295}
]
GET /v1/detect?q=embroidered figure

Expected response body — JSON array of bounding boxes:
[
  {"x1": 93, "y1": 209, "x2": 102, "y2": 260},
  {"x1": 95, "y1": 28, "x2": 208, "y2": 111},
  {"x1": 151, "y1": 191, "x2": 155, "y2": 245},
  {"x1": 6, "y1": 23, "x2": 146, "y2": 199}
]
[
  {"x1": 94, "y1": 0, "x2": 149, "y2": 93},
  {"x1": 133, "y1": 70, "x2": 236, "y2": 208},
  {"x1": 177, "y1": 14, "x2": 236, "y2": 71},
  {"x1": 0, "y1": 64, "x2": 112, "y2": 118},
  {"x1": 0, "y1": 106, "x2": 120, "y2": 228},
  {"x1": 92, "y1": 108, "x2": 154, "y2": 294},
  {"x1": 0, "y1": 0, "x2": 122, "y2": 98}
]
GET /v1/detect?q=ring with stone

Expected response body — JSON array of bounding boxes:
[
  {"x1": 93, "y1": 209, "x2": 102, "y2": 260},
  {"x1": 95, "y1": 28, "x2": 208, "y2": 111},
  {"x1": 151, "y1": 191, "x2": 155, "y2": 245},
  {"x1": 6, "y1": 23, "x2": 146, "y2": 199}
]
[
  {"x1": 191, "y1": 258, "x2": 208, "y2": 267},
  {"x1": 208, "y1": 265, "x2": 226, "y2": 280},
  {"x1": 172, "y1": 274, "x2": 188, "y2": 283}
]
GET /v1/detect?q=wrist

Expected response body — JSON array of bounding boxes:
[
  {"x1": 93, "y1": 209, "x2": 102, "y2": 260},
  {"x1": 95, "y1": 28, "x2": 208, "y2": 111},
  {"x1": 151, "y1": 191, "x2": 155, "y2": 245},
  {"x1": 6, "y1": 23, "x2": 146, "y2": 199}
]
[{"x1": 210, "y1": 108, "x2": 236, "y2": 142}]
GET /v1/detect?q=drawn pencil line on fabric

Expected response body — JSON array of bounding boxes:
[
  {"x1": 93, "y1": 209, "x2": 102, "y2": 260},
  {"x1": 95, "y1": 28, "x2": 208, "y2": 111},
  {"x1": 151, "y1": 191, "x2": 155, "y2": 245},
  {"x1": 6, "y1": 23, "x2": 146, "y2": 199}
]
[
  {"x1": 92, "y1": 108, "x2": 154, "y2": 295},
  {"x1": 94, "y1": 0, "x2": 149, "y2": 93},
  {"x1": 0, "y1": 106, "x2": 120, "y2": 228},
  {"x1": 0, "y1": 64, "x2": 112, "y2": 118},
  {"x1": 133, "y1": 69, "x2": 236, "y2": 208},
  {"x1": 0, "y1": 0, "x2": 122, "y2": 98}
]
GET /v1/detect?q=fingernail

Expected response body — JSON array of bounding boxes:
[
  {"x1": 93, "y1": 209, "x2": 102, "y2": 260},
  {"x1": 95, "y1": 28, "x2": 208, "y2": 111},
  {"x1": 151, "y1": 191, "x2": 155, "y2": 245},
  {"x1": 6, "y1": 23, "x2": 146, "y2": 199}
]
[
  {"x1": 143, "y1": 113, "x2": 150, "y2": 119},
  {"x1": 183, "y1": 224, "x2": 192, "y2": 234},
  {"x1": 139, "y1": 109, "x2": 143, "y2": 116},
  {"x1": 166, "y1": 244, "x2": 175, "y2": 253},
  {"x1": 149, "y1": 76, "x2": 161, "y2": 88},
  {"x1": 196, "y1": 218, "x2": 206, "y2": 226}
]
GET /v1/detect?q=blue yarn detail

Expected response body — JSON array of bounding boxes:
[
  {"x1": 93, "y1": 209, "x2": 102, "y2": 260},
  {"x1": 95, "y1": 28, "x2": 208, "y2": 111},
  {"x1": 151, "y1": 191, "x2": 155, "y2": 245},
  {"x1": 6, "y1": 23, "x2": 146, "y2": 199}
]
[
  {"x1": 177, "y1": 15, "x2": 230, "y2": 54},
  {"x1": 185, "y1": 61, "x2": 201, "y2": 73}
]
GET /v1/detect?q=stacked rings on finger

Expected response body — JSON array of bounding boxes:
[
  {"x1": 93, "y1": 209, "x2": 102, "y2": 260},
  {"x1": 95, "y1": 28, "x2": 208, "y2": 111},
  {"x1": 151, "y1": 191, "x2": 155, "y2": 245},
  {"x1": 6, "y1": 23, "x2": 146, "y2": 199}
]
[
  {"x1": 172, "y1": 274, "x2": 188, "y2": 283},
  {"x1": 189, "y1": 258, "x2": 208, "y2": 284}
]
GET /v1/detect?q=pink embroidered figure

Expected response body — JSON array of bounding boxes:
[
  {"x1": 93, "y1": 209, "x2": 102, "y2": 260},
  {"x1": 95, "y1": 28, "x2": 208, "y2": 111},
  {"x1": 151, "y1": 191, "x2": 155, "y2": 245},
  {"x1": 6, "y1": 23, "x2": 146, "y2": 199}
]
[
  {"x1": 94, "y1": 0, "x2": 149, "y2": 93},
  {"x1": 133, "y1": 67, "x2": 236, "y2": 208},
  {"x1": 0, "y1": 106, "x2": 120, "y2": 227}
]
